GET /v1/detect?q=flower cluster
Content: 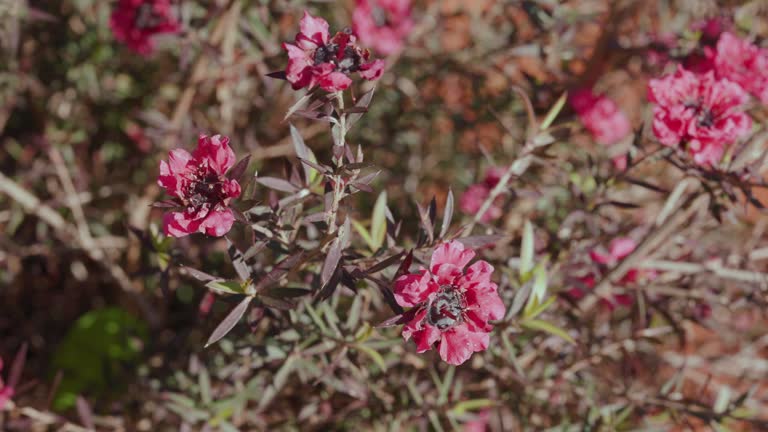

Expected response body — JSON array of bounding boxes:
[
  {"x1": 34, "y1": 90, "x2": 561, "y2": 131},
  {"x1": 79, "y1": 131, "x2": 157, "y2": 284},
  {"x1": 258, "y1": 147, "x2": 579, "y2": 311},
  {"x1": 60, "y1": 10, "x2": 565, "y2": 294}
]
[
  {"x1": 647, "y1": 30, "x2": 768, "y2": 167},
  {"x1": 459, "y1": 167, "x2": 505, "y2": 223},
  {"x1": 110, "y1": 0, "x2": 180, "y2": 55},
  {"x1": 393, "y1": 241, "x2": 505, "y2": 365},
  {"x1": 648, "y1": 67, "x2": 751, "y2": 166},
  {"x1": 566, "y1": 238, "x2": 652, "y2": 310},
  {"x1": 283, "y1": 11, "x2": 385, "y2": 92},
  {"x1": 352, "y1": 0, "x2": 413, "y2": 56},
  {"x1": 158, "y1": 135, "x2": 241, "y2": 238}
]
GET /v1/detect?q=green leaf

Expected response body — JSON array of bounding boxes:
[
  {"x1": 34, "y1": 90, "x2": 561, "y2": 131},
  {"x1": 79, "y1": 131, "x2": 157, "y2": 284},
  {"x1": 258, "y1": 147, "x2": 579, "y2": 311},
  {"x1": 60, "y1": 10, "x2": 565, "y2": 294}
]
[
  {"x1": 539, "y1": 91, "x2": 567, "y2": 131},
  {"x1": 523, "y1": 295, "x2": 555, "y2": 320},
  {"x1": 530, "y1": 263, "x2": 547, "y2": 304},
  {"x1": 205, "y1": 280, "x2": 246, "y2": 295},
  {"x1": 521, "y1": 319, "x2": 575, "y2": 344},
  {"x1": 371, "y1": 191, "x2": 388, "y2": 250},
  {"x1": 351, "y1": 218, "x2": 375, "y2": 251},
  {"x1": 354, "y1": 343, "x2": 387, "y2": 372},
  {"x1": 520, "y1": 220, "x2": 535, "y2": 277},
  {"x1": 451, "y1": 398, "x2": 495, "y2": 415}
]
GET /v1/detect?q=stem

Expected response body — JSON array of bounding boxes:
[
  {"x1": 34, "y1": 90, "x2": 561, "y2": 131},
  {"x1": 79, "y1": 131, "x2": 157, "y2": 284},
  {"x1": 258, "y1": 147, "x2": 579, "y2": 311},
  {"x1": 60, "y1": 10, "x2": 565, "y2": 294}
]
[{"x1": 326, "y1": 92, "x2": 347, "y2": 235}]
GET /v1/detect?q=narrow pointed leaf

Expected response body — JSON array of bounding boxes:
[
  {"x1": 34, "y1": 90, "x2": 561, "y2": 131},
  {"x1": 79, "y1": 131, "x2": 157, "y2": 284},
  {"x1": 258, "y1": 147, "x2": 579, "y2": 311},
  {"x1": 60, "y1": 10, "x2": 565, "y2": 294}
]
[
  {"x1": 440, "y1": 188, "x2": 454, "y2": 239},
  {"x1": 205, "y1": 296, "x2": 252, "y2": 347}
]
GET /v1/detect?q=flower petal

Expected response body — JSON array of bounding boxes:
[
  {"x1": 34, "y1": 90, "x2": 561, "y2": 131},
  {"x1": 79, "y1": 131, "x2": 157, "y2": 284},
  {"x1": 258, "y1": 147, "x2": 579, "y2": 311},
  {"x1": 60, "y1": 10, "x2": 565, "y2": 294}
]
[
  {"x1": 437, "y1": 324, "x2": 489, "y2": 366},
  {"x1": 394, "y1": 270, "x2": 436, "y2": 307}
]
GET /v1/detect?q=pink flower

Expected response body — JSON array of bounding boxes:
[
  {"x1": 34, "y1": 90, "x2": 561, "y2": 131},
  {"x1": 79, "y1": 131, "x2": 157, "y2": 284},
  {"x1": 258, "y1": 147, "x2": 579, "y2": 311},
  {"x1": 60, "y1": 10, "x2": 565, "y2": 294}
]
[
  {"x1": 566, "y1": 237, "x2": 648, "y2": 309},
  {"x1": 352, "y1": 0, "x2": 413, "y2": 56},
  {"x1": 109, "y1": 0, "x2": 179, "y2": 55},
  {"x1": 158, "y1": 135, "x2": 242, "y2": 237},
  {"x1": 711, "y1": 32, "x2": 768, "y2": 104},
  {"x1": 0, "y1": 357, "x2": 13, "y2": 410},
  {"x1": 393, "y1": 241, "x2": 505, "y2": 365},
  {"x1": 459, "y1": 167, "x2": 506, "y2": 223},
  {"x1": 283, "y1": 11, "x2": 385, "y2": 92},
  {"x1": 462, "y1": 409, "x2": 490, "y2": 432},
  {"x1": 570, "y1": 89, "x2": 632, "y2": 146},
  {"x1": 648, "y1": 67, "x2": 752, "y2": 166}
]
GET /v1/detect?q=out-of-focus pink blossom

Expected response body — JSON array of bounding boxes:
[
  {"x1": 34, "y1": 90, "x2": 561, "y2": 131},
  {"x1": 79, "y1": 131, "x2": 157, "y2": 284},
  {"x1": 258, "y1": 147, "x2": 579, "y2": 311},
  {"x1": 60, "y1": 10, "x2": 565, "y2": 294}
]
[
  {"x1": 462, "y1": 409, "x2": 490, "y2": 432},
  {"x1": 459, "y1": 167, "x2": 506, "y2": 223},
  {"x1": 352, "y1": 0, "x2": 413, "y2": 56},
  {"x1": 393, "y1": 241, "x2": 505, "y2": 365},
  {"x1": 158, "y1": 135, "x2": 241, "y2": 237},
  {"x1": 283, "y1": 11, "x2": 384, "y2": 92},
  {"x1": 570, "y1": 89, "x2": 632, "y2": 146},
  {"x1": 648, "y1": 67, "x2": 751, "y2": 166},
  {"x1": 566, "y1": 237, "x2": 652, "y2": 310},
  {"x1": 110, "y1": 0, "x2": 179, "y2": 55},
  {"x1": 711, "y1": 32, "x2": 768, "y2": 104},
  {"x1": 0, "y1": 357, "x2": 13, "y2": 410}
]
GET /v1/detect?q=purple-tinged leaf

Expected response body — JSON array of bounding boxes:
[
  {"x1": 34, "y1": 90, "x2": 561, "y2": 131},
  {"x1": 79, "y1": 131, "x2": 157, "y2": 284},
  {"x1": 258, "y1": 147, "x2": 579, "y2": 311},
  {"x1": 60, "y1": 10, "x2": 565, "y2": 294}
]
[
  {"x1": 8, "y1": 342, "x2": 27, "y2": 388},
  {"x1": 259, "y1": 295, "x2": 295, "y2": 310},
  {"x1": 441, "y1": 188, "x2": 454, "y2": 239},
  {"x1": 256, "y1": 177, "x2": 300, "y2": 193},
  {"x1": 304, "y1": 212, "x2": 327, "y2": 224},
  {"x1": 376, "y1": 308, "x2": 419, "y2": 328},
  {"x1": 226, "y1": 237, "x2": 251, "y2": 281},
  {"x1": 350, "y1": 182, "x2": 373, "y2": 193},
  {"x1": 317, "y1": 265, "x2": 342, "y2": 301},
  {"x1": 253, "y1": 252, "x2": 306, "y2": 292},
  {"x1": 205, "y1": 296, "x2": 252, "y2": 348},
  {"x1": 151, "y1": 200, "x2": 183, "y2": 209},
  {"x1": 266, "y1": 70, "x2": 287, "y2": 80},
  {"x1": 428, "y1": 196, "x2": 437, "y2": 229},
  {"x1": 342, "y1": 162, "x2": 375, "y2": 172},
  {"x1": 290, "y1": 124, "x2": 313, "y2": 183},
  {"x1": 416, "y1": 201, "x2": 434, "y2": 243},
  {"x1": 298, "y1": 157, "x2": 331, "y2": 175},
  {"x1": 347, "y1": 87, "x2": 375, "y2": 131},
  {"x1": 243, "y1": 240, "x2": 268, "y2": 261},
  {"x1": 76, "y1": 396, "x2": 95, "y2": 430},
  {"x1": 321, "y1": 238, "x2": 343, "y2": 288},
  {"x1": 394, "y1": 249, "x2": 414, "y2": 280},
  {"x1": 355, "y1": 170, "x2": 381, "y2": 186},
  {"x1": 365, "y1": 251, "x2": 405, "y2": 275},
  {"x1": 265, "y1": 287, "x2": 312, "y2": 298},
  {"x1": 181, "y1": 266, "x2": 218, "y2": 282},
  {"x1": 227, "y1": 155, "x2": 251, "y2": 182},
  {"x1": 366, "y1": 276, "x2": 404, "y2": 315}
]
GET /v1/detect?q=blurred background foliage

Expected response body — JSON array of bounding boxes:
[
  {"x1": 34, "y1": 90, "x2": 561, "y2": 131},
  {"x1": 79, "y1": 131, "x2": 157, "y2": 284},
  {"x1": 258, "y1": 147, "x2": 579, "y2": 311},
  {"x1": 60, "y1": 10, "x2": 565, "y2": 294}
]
[{"x1": 2, "y1": 0, "x2": 768, "y2": 430}]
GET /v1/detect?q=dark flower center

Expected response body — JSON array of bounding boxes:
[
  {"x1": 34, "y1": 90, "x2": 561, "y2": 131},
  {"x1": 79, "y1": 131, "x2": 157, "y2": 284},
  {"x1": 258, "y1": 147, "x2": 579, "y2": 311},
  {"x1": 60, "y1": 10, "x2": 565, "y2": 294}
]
[
  {"x1": 184, "y1": 169, "x2": 229, "y2": 210},
  {"x1": 134, "y1": 4, "x2": 164, "y2": 30},
  {"x1": 313, "y1": 32, "x2": 364, "y2": 73},
  {"x1": 427, "y1": 285, "x2": 465, "y2": 330},
  {"x1": 684, "y1": 100, "x2": 715, "y2": 128}
]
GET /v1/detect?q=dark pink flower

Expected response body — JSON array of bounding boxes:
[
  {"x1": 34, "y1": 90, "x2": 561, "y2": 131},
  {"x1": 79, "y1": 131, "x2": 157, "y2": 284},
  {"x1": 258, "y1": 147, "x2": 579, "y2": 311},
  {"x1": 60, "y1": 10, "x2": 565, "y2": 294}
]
[
  {"x1": 158, "y1": 135, "x2": 241, "y2": 237},
  {"x1": 459, "y1": 167, "x2": 506, "y2": 223},
  {"x1": 566, "y1": 237, "x2": 648, "y2": 310},
  {"x1": 109, "y1": 0, "x2": 179, "y2": 55},
  {"x1": 393, "y1": 241, "x2": 505, "y2": 365},
  {"x1": 711, "y1": 32, "x2": 768, "y2": 104},
  {"x1": 648, "y1": 67, "x2": 752, "y2": 166},
  {"x1": 352, "y1": 0, "x2": 413, "y2": 56},
  {"x1": 283, "y1": 11, "x2": 385, "y2": 92},
  {"x1": 570, "y1": 89, "x2": 632, "y2": 146}
]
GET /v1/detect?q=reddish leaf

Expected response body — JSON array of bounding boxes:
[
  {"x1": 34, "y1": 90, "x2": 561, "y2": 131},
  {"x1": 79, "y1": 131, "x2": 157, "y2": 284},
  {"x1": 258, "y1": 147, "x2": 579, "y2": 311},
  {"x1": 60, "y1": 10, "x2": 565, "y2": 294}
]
[{"x1": 205, "y1": 296, "x2": 252, "y2": 348}]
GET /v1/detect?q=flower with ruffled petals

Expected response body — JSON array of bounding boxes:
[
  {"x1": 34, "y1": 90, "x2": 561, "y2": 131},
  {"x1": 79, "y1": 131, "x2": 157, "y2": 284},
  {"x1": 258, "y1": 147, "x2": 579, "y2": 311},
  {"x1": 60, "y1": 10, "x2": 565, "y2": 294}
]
[
  {"x1": 109, "y1": 0, "x2": 179, "y2": 55},
  {"x1": 283, "y1": 11, "x2": 385, "y2": 92},
  {"x1": 648, "y1": 67, "x2": 752, "y2": 166},
  {"x1": 566, "y1": 237, "x2": 651, "y2": 309},
  {"x1": 459, "y1": 167, "x2": 506, "y2": 223},
  {"x1": 570, "y1": 89, "x2": 632, "y2": 146},
  {"x1": 711, "y1": 32, "x2": 768, "y2": 104},
  {"x1": 393, "y1": 241, "x2": 505, "y2": 365},
  {"x1": 352, "y1": 0, "x2": 413, "y2": 56},
  {"x1": 157, "y1": 135, "x2": 241, "y2": 237}
]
